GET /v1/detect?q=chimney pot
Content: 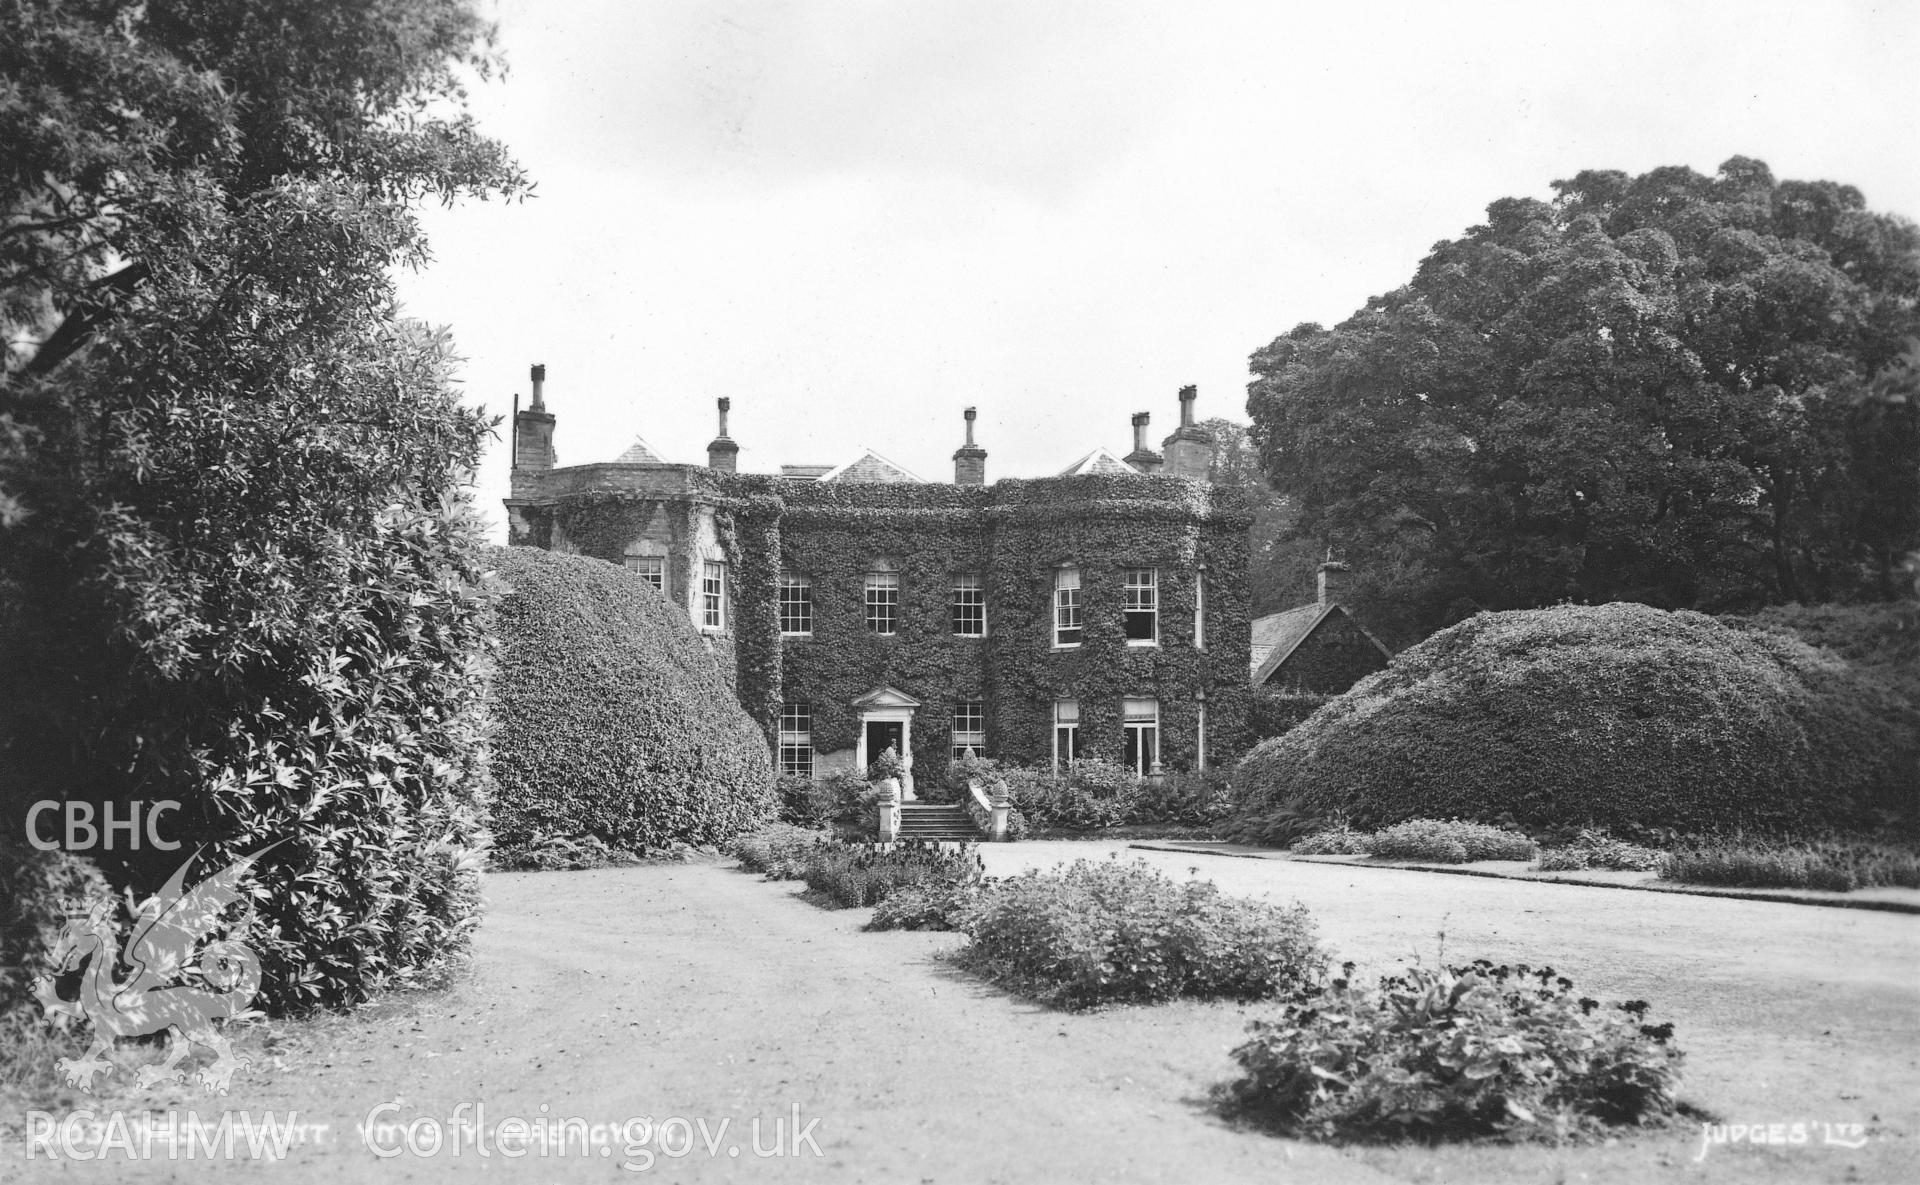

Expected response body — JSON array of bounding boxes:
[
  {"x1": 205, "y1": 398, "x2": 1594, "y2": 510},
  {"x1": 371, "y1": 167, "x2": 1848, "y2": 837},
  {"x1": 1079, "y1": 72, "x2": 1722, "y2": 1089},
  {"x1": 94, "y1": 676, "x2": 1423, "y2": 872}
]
[
  {"x1": 953, "y1": 406, "x2": 987, "y2": 485},
  {"x1": 1317, "y1": 561, "x2": 1350, "y2": 605},
  {"x1": 1178, "y1": 384, "x2": 1197, "y2": 427},
  {"x1": 707, "y1": 397, "x2": 739, "y2": 472},
  {"x1": 530, "y1": 363, "x2": 547, "y2": 410}
]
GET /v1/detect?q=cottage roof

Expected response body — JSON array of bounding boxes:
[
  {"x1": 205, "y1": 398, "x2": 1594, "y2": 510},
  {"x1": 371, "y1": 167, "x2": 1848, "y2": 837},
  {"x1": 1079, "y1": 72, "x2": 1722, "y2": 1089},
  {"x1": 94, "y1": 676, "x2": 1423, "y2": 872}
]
[
  {"x1": 613, "y1": 435, "x2": 666, "y2": 464},
  {"x1": 1057, "y1": 446, "x2": 1138, "y2": 476},
  {"x1": 1249, "y1": 600, "x2": 1393, "y2": 686},
  {"x1": 818, "y1": 449, "x2": 925, "y2": 483}
]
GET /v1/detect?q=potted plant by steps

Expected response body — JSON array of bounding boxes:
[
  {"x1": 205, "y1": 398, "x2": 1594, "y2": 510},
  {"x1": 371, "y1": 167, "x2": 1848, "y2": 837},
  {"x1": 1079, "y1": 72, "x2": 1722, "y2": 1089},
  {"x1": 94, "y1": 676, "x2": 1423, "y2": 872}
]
[{"x1": 870, "y1": 744, "x2": 909, "y2": 802}]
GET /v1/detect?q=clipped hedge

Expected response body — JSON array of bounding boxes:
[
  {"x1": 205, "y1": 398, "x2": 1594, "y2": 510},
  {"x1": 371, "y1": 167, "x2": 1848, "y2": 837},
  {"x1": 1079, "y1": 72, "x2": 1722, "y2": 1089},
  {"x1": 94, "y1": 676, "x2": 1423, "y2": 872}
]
[
  {"x1": 488, "y1": 546, "x2": 775, "y2": 853},
  {"x1": 1231, "y1": 603, "x2": 1920, "y2": 839}
]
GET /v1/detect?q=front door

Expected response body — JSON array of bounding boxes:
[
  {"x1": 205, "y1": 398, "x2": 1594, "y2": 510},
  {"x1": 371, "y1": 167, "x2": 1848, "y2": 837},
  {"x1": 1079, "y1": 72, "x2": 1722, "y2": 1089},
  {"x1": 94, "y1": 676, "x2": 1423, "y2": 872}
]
[{"x1": 864, "y1": 720, "x2": 905, "y2": 771}]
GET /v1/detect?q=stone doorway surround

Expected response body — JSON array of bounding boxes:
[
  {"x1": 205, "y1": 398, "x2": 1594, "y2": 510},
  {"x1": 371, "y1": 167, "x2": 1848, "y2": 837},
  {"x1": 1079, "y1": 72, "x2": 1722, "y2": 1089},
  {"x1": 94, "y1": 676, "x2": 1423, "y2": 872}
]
[{"x1": 852, "y1": 684, "x2": 920, "y2": 801}]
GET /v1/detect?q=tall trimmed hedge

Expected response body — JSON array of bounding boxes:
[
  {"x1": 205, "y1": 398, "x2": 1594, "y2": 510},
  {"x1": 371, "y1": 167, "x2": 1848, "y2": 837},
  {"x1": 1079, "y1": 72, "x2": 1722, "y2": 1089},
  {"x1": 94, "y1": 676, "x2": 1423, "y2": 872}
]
[
  {"x1": 1229, "y1": 603, "x2": 1919, "y2": 840},
  {"x1": 487, "y1": 546, "x2": 775, "y2": 852}
]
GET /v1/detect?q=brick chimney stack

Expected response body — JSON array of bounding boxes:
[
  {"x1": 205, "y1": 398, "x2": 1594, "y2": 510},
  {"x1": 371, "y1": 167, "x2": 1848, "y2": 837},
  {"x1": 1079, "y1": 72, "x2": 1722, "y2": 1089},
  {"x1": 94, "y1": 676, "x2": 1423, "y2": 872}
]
[
  {"x1": 513, "y1": 362, "x2": 556, "y2": 475},
  {"x1": 706, "y1": 397, "x2": 739, "y2": 473},
  {"x1": 1160, "y1": 384, "x2": 1217, "y2": 480},
  {"x1": 952, "y1": 407, "x2": 987, "y2": 485},
  {"x1": 1124, "y1": 411, "x2": 1163, "y2": 473},
  {"x1": 1317, "y1": 561, "x2": 1350, "y2": 605}
]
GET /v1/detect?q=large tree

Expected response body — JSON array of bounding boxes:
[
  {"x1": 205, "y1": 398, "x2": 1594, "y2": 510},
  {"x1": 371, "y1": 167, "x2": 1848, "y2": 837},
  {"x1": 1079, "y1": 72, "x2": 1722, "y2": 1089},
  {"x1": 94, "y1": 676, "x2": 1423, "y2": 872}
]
[
  {"x1": 1247, "y1": 158, "x2": 1920, "y2": 644},
  {"x1": 0, "y1": 0, "x2": 526, "y2": 1012}
]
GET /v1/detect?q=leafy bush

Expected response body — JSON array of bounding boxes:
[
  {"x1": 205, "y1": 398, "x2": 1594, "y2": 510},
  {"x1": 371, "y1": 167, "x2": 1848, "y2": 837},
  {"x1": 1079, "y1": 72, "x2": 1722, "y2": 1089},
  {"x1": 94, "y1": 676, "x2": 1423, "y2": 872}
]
[
  {"x1": 776, "y1": 775, "x2": 835, "y2": 828},
  {"x1": 867, "y1": 882, "x2": 979, "y2": 932},
  {"x1": 727, "y1": 824, "x2": 828, "y2": 880},
  {"x1": 1367, "y1": 820, "x2": 1537, "y2": 864},
  {"x1": 491, "y1": 833, "x2": 642, "y2": 872},
  {"x1": 1002, "y1": 760, "x2": 1138, "y2": 832},
  {"x1": 1222, "y1": 961, "x2": 1685, "y2": 1143},
  {"x1": 1659, "y1": 839, "x2": 1920, "y2": 892},
  {"x1": 955, "y1": 857, "x2": 1326, "y2": 1009},
  {"x1": 801, "y1": 841, "x2": 984, "y2": 909},
  {"x1": 1534, "y1": 830, "x2": 1664, "y2": 873},
  {"x1": 0, "y1": 840, "x2": 108, "y2": 1021},
  {"x1": 488, "y1": 546, "x2": 775, "y2": 854},
  {"x1": 0, "y1": 0, "x2": 517, "y2": 1018},
  {"x1": 1292, "y1": 822, "x2": 1370, "y2": 856},
  {"x1": 1231, "y1": 604, "x2": 1920, "y2": 841},
  {"x1": 1128, "y1": 770, "x2": 1236, "y2": 827}
]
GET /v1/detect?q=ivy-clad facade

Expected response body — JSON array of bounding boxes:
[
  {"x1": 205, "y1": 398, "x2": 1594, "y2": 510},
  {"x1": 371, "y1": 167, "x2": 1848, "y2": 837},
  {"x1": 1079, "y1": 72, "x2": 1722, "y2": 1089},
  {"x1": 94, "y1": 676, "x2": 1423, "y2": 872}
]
[{"x1": 505, "y1": 368, "x2": 1253, "y2": 792}]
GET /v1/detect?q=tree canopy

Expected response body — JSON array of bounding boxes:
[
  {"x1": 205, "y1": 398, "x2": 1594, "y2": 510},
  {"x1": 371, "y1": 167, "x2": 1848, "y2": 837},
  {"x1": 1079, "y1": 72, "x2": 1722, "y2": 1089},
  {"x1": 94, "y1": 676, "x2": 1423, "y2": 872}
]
[
  {"x1": 1247, "y1": 158, "x2": 1920, "y2": 643},
  {"x1": 0, "y1": 0, "x2": 526, "y2": 1011}
]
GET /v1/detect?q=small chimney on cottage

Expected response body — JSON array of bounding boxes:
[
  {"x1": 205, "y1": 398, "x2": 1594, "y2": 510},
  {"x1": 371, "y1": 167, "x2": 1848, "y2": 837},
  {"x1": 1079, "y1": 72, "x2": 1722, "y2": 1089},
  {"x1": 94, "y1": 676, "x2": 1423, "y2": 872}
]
[
  {"x1": 1317, "y1": 560, "x2": 1350, "y2": 605},
  {"x1": 1160, "y1": 384, "x2": 1217, "y2": 480},
  {"x1": 1124, "y1": 411, "x2": 1163, "y2": 473},
  {"x1": 706, "y1": 397, "x2": 739, "y2": 473},
  {"x1": 952, "y1": 407, "x2": 987, "y2": 485},
  {"x1": 512, "y1": 362, "x2": 557, "y2": 475}
]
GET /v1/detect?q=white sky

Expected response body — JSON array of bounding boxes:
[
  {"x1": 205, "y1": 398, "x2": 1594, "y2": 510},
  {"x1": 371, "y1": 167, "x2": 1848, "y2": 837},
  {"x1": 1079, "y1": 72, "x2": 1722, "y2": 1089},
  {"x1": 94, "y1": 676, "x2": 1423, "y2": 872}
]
[{"x1": 393, "y1": 0, "x2": 1920, "y2": 539}]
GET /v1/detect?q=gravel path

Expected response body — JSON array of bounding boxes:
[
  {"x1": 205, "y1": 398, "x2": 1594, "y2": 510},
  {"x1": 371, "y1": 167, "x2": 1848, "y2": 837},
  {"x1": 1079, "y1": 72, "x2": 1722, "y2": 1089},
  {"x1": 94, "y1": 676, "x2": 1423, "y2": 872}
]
[{"x1": 16, "y1": 842, "x2": 1917, "y2": 1183}]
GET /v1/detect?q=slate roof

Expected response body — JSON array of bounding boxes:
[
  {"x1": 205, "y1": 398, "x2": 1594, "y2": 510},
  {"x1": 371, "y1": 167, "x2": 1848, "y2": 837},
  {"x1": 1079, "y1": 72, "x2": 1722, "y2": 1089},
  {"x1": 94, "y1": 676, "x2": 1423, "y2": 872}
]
[
  {"x1": 1249, "y1": 602, "x2": 1331, "y2": 676},
  {"x1": 818, "y1": 449, "x2": 925, "y2": 483},
  {"x1": 613, "y1": 436, "x2": 666, "y2": 463},
  {"x1": 1057, "y1": 446, "x2": 1139, "y2": 476},
  {"x1": 1248, "y1": 600, "x2": 1393, "y2": 686}
]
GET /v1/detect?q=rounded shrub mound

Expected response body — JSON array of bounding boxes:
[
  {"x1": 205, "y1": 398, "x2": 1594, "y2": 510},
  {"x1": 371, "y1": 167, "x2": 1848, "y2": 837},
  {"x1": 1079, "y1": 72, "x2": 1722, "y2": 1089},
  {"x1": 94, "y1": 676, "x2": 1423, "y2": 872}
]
[
  {"x1": 1230, "y1": 603, "x2": 1919, "y2": 839},
  {"x1": 488, "y1": 546, "x2": 775, "y2": 854}
]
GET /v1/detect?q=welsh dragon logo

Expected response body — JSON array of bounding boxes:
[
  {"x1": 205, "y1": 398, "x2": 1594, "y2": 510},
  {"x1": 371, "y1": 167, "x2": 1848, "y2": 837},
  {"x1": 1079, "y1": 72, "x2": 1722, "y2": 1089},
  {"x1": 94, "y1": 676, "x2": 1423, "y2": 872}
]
[{"x1": 33, "y1": 843, "x2": 281, "y2": 1095}]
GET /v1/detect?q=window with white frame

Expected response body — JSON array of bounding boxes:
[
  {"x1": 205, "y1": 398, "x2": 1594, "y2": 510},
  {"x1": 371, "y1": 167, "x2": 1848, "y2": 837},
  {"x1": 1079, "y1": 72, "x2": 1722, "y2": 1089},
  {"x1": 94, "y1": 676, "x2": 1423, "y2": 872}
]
[
  {"x1": 778, "y1": 701, "x2": 813, "y2": 777},
  {"x1": 1053, "y1": 698, "x2": 1082, "y2": 768},
  {"x1": 951, "y1": 572, "x2": 985, "y2": 636},
  {"x1": 778, "y1": 570, "x2": 812, "y2": 635},
  {"x1": 624, "y1": 554, "x2": 666, "y2": 592},
  {"x1": 1053, "y1": 567, "x2": 1082, "y2": 646},
  {"x1": 1123, "y1": 568, "x2": 1158, "y2": 644},
  {"x1": 865, "y1": 570, "x2": 899, "y2": 635},
  {"x1": 951, "y1": 699, "x2": 985, "y2": 760},
  {"x1": 700, "y1": 560, "x2": 726, "y2": 630},
  {"x1": 1123, "y1": 697, "x2": 1159, "y2": 775}
]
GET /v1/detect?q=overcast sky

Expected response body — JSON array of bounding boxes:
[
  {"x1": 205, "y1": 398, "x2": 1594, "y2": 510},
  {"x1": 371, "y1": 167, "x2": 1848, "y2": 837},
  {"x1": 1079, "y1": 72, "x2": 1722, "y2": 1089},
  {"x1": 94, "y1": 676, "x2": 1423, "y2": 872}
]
[{"x1": 393, "y1": 0, "x2": 1920, "y2": 539}]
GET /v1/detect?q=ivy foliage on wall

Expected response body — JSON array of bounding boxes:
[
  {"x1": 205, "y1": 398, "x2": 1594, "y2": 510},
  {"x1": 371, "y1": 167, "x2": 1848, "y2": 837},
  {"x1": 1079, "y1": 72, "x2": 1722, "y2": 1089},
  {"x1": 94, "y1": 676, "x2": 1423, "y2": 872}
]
[{"x1": 510, "y1": 470, "x2": 1256, "y2": 780}]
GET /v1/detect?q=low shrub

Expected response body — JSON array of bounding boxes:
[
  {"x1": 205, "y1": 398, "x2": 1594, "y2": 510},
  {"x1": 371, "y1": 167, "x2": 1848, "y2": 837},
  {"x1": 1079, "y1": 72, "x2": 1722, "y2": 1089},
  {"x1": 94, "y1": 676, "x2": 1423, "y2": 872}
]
[
  {"x1": 491, "y1": 833, "x2": 640, "y2": 871},
  {"x1": 0, "y1": 839, "x2": 109, "y2": 1021},
  {"x1": 866, "y1": 882, "x2": 980, "y2": 932},
  {"x1": 1221, "y1": 961, "x2": 1685, "y2": 1143},
  {"x1": 776, "y1": 775, "x2": 836, "y2": 828},
  {"x1": 1367, "y1": 819, "x2": 1537, "y2": 864},
  {"x1": 1292, "y1": 822, "x2": 1370, "y2": 856},
  {"x1": 1658, "y1": 839, "x2": 1920, "y2": 892},
  {"x1": 822, "y1": 770, "x2": 878, "y2": 835},
  {"x1": 1534, "y1": 830, "x2": 1664, "y2": 873},
  {"x1": 955, "y1": 857, "x2": 1326, "y2": 1009},
  {"x1": 728, "y1": 824, "x2": 829, "y2": 879},
  {"x1": 1129, "y1": 770, "x2": 1236, "y2": 827},
  {"x1": 801, "y1": 841, "x2": 984, "y2": 909}
]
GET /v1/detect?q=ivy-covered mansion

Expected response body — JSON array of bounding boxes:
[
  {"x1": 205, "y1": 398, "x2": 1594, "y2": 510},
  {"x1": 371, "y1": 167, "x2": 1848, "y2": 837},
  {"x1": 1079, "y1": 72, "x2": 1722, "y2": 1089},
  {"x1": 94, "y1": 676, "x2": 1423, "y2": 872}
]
[{"x1": 505, "y1": 367, "x2": 1254, "y2": 795}]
